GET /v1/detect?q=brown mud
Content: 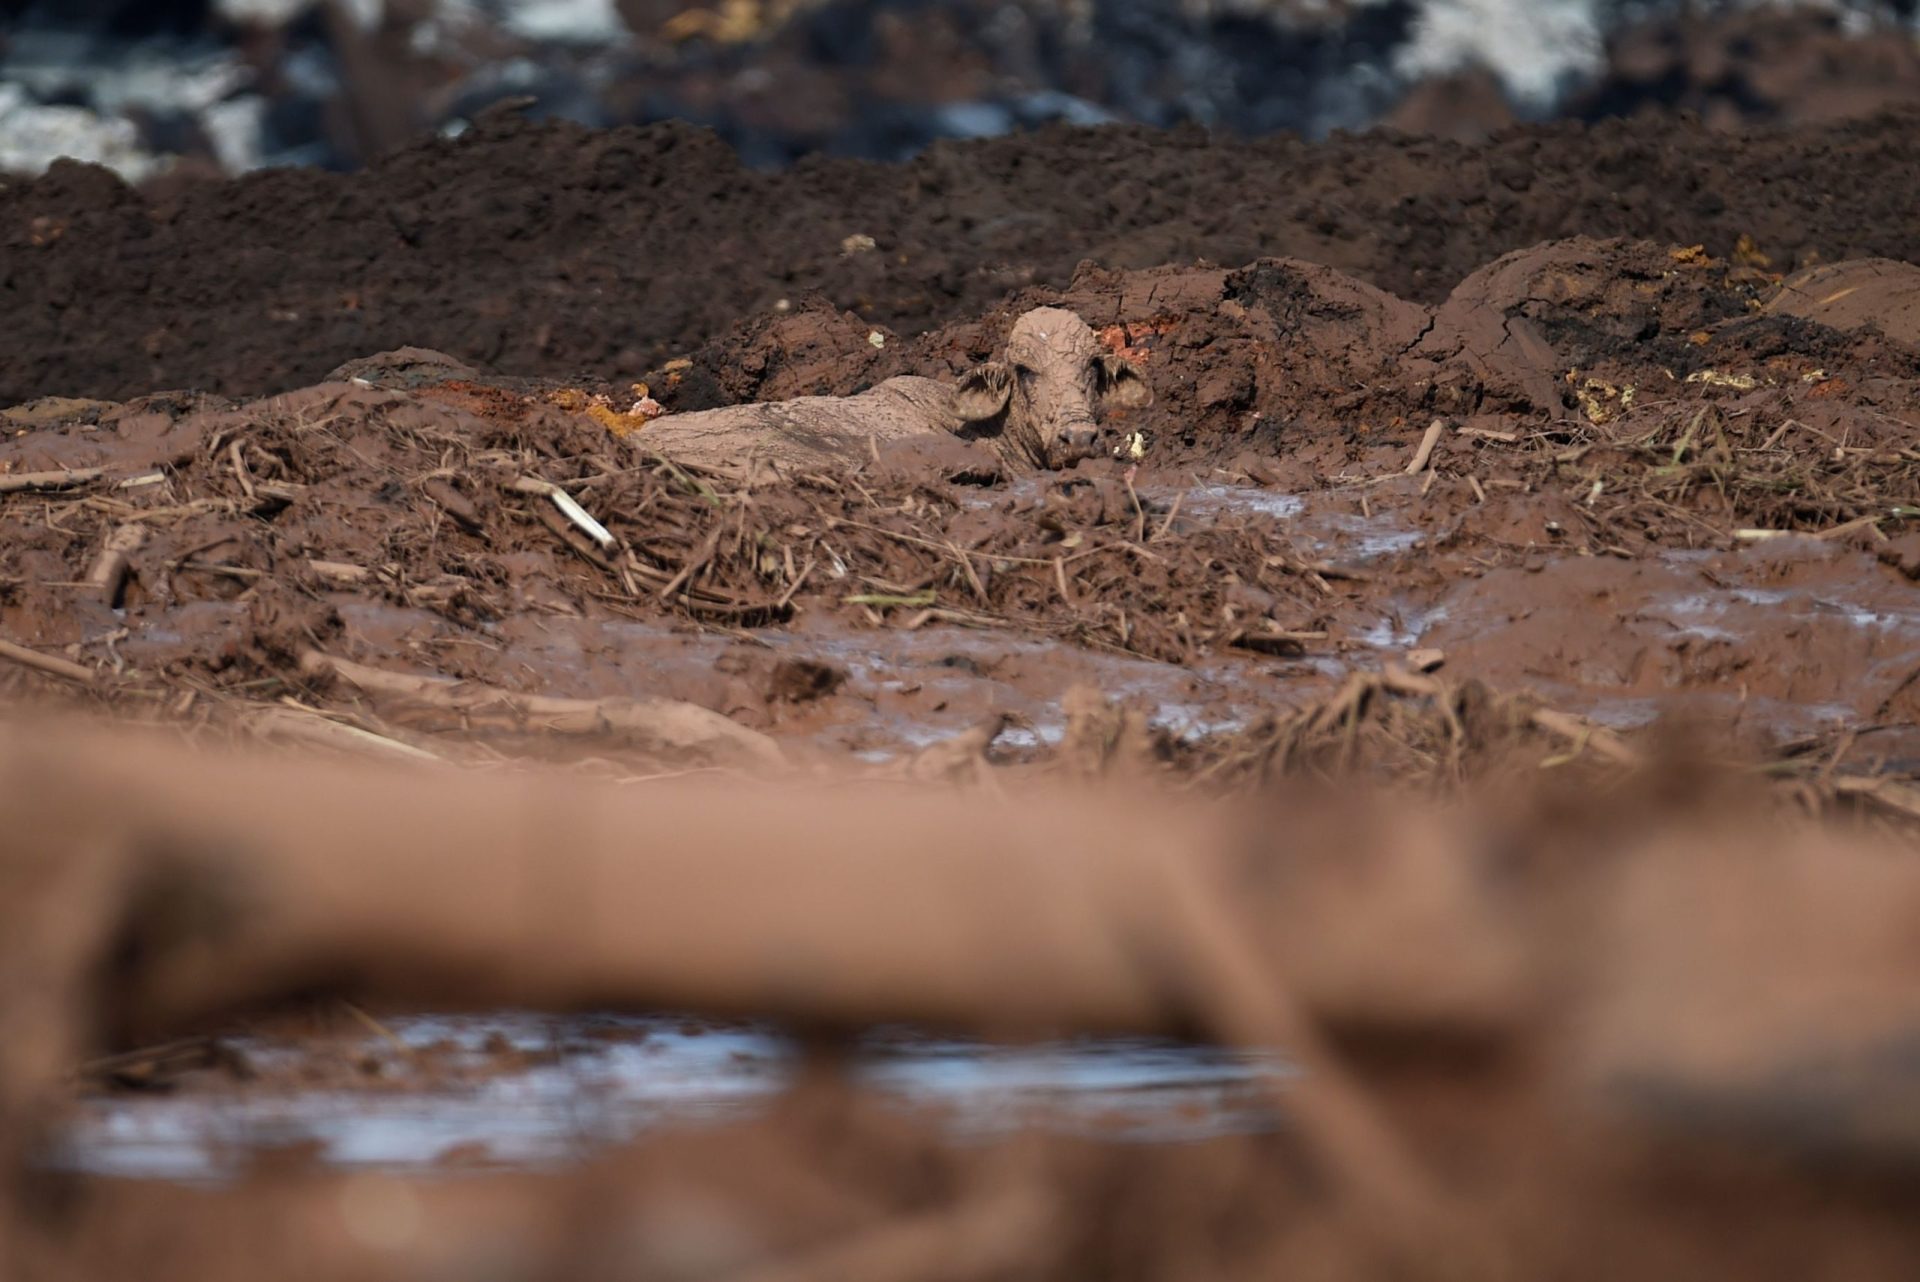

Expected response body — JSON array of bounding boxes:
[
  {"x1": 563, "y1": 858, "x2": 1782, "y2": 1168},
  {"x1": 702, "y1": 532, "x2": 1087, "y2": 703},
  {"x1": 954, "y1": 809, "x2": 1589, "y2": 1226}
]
[
  {"x1": 11, "y1": 106, "x2": 1920, "y2": 404},
  {"x1": 8, "y1": 715, "x2": 1920, "y2": 1282},
  {"x1": 6, "y1": 237, "x2": 1917, "y2": 774},
  {"x1": 7, "y1": 109, "x2": 1920, "y2": 1281}
]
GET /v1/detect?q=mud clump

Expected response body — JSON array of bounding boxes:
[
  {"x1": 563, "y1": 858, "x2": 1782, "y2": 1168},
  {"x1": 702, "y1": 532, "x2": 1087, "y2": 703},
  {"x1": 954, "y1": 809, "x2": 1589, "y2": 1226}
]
[{"x1": 11, "y1": 107, "x2": 1920, "y2": 404}]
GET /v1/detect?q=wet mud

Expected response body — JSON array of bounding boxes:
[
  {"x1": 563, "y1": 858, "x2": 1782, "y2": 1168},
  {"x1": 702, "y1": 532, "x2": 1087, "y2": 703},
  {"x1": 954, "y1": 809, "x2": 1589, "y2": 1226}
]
[
  {"x1": 5, "y1": 237, "x2": 1916, "y2": 772},
  {"x1": 6, "y1": 100, "x2": 1920, "y2": 1282},
  {"x1": 58, "y1": 1011, "x2": 1285, "y2": 1181}
]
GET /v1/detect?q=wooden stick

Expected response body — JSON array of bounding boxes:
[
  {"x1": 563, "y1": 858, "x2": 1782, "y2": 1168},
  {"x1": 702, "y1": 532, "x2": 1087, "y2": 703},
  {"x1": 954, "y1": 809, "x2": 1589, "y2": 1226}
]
[
  {"x1": 241, "y1": 706, "x2": 443, "y2": 763},
  {"x1": 228, "y1": 440, "x2": 257, "y2": 501},
  {"x1": 1405, "y1": 419, "x2": 1447, "y2": 475},
  {"x1": 0, "y1": 467, "x2": 104, "y2": 494},
  {"x1": 0, "y1": 637, "x2": 96, "y2": 685},
  {"x1": 86, "y1": 524, "x2": 145, "y2": 607},
  {"x1": 307, "y1": 559, "x2": 371, "y2": 584},
  {"x1": 1529, "y1": 708, "x2": 1643, "y2": 767},
  {"x1": 300, "y1": 650, "x2": 786, "y2": 769},
  {"x1": 1813, "y1": 514, "x2": 1887, "y2": 541},
  {"x1": 511, "y1": 477, "x2": 615, "y2": 548}
]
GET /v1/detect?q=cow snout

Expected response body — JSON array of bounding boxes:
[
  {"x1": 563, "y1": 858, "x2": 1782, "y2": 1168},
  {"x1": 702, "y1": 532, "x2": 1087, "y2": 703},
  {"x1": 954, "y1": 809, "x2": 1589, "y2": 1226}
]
[{"x1": 1057, "y1": 424, "x2": 1101, "y2": 457}]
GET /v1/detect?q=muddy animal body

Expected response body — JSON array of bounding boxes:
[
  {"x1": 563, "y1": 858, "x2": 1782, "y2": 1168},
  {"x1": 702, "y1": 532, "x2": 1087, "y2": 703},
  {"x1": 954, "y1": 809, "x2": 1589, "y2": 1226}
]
[{"x1": 642, "y1": 307, "x2": 1149, "y2": 474}]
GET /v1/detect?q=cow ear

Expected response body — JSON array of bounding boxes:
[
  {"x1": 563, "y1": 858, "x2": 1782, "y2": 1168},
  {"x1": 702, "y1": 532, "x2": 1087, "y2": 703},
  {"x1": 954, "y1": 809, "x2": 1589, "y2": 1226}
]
[
  {"x1": 952, "y1": 362, "x2": 1012, "y2": 422},
  {"x1": 1096, "y1": 354, "x2": 1152, "y2": 409}
]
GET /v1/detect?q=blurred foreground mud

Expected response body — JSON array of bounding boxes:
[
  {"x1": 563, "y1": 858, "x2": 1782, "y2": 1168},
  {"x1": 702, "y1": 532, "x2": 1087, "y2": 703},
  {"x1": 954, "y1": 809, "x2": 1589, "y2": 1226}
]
[{"x1": 5, "y1": 716, "x2": 1920, "y2": 1280}]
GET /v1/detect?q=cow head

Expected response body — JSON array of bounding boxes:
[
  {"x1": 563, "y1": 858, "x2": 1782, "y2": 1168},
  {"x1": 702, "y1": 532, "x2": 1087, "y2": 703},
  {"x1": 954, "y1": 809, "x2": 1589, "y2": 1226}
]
[{"x1": 950, "y1": 308, "x2": 1152, "y2": 468}]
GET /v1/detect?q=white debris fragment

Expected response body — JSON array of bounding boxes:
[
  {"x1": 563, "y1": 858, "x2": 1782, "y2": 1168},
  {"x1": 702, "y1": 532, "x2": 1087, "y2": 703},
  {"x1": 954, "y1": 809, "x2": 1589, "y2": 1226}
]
[
  {"x1": 202, "y1": 96, "x2": 270, "y2": 175},
  {"x1": 491, "y1": 0, "x2": 630, "y2": 43},
  {"x1": 214, "y1": 0, "x2": 323, "y2": 25},
  {"x1": 1392, "y1": 0, "x2": 1603, "y2": 109},
  {"x1": 0, "y1": 85, "x2": 168, "y2": 183}
]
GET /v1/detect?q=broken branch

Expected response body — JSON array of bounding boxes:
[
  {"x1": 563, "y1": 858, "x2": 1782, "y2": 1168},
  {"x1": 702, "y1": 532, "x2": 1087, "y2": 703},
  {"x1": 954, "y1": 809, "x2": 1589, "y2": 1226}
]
[
  {"x1": 1405, "y1": 419, "x2": 1447, "y2": 476},
  {"x1": 0, "y1": 637, "x2": 97, "y2": 686},
  {"x1": 299, "y1": 650, "x2": 785, "y2": 770}
]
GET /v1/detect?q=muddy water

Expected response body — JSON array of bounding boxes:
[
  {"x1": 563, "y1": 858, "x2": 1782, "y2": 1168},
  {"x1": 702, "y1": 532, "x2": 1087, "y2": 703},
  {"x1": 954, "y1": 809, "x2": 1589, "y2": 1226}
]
[
  {"x1": 1421, "y1": 540, "x2": 1920, "y2": 751},
  {"x1": 54, "y1": 1016, "x2": 1288, "y2": 1182}
]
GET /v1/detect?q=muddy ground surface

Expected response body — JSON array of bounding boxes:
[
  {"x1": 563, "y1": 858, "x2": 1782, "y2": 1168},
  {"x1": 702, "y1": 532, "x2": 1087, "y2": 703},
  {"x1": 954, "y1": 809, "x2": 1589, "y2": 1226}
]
[
  {"x1": 7, "y1": 111, "x2": 1920, "y2": 1282},
  {"x1": 10, "y1": 107, "x2": 1920, "y2": 404},
  {"x1": 5, "y1": 237, "x2": 1919, "y2": 778}
]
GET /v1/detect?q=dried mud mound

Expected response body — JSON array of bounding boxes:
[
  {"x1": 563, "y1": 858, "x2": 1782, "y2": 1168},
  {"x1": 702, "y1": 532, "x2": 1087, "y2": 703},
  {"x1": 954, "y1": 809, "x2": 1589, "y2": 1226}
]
[{"x1": 9, "y1": 107, "x2": 1920, "y2": 404}]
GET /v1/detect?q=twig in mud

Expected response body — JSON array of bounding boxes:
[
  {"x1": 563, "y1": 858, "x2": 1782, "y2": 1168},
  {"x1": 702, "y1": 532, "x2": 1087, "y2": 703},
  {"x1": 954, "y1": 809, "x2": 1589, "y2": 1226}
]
[
  {"x1": 1124, "y1": 472, "x2": 1147, "y2": 543},
  {"x1": 307, "y1": 559, "x2": 370, "y2": 584},
  {"x1": 86, "y1": 523, "x2": 145, "y2": 607},
  {"x1": 1758, "y1": 418, "x2": 1804, "y2": 452},
  {"x1": 945, "y1": 541, "x2": 989, "y2": 604},
  {"x1": 844, "y1": 590, "x2": 936, "y2": 608},
  {"x1": 82, "y1": 497, "x2": 236, "y2": 523},
  {"x1": 243, "y1": 705, "x2": 444, "y2": 762},
  {"x1": 528, "y1": 499, "x2": 621, "y2": 573},
  {"x1": 657, "y1": 526, "x2": 722, "y2": 600},
  {"x1": 1529, "y1": 708, "x2": 1642, "y2": 768},
  {"x1": 71, "y1": 1036, "x2": 229, "y2": 1085},
  {"x1": 0, "y1": 636, "x2": 97, "y2": 686},
  {"x1": 420, "y1": 478, "x2": 484, "y2": 531},
  {"x1": 775, "y1": 556, "x2": 815, "y2": 610},
  {"x1": 0, "y1": 466, "x2": 105, "y2": 494},
  {"x1": 825, "y1": 517, "x2": 1064, "y2": 568},
  {"x1": 227, "y1": 440, "x2": 256, "y2": 501},
  {"x1": 178, "y1": 561, "x2": 265, "y2": 582},
  {"x1": 901, "y1": 606, "x2": 1011, "y2": 631},
  {"x1": 637, "y1": 443, "x2": 725, "y2": 508},
  {"x1": 339, "y1": 1000, "x2": 416, "y2": 1060},
  {"x1": 1149, "y1": 491, "x2": 1185, "y2": 544},
  {"x1": 1813, "y1": 513, "x2": 1891, "y2": 542},
  {"x1": 1056, "y1": 541, "x2": 1163, "y2": 571},
  {"x1": 510, "y1": 477, "x2": 615, "y2": 549},
  {"x1": 1405, "y1": 418, "x2": 1447, "y2": 475},
  {"x1": 300, "y1": 650, "x2": 786, "y2": 769},
  {"x1": 1829, "y1": 775, "x2": 1920, "y2": 823}
]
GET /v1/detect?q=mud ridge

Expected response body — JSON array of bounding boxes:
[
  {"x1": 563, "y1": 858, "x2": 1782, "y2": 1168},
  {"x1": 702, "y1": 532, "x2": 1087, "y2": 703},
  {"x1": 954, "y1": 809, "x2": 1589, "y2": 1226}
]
[{"x1": 9, "y1": 106, "x2": 1920, "y2": 403}]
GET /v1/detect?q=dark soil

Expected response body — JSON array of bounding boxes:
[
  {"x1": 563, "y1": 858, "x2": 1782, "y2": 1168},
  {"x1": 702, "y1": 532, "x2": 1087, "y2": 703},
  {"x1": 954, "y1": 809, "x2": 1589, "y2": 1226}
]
[{"x1": 8, "y1": 105, "x2": 1920, "y2": 405}]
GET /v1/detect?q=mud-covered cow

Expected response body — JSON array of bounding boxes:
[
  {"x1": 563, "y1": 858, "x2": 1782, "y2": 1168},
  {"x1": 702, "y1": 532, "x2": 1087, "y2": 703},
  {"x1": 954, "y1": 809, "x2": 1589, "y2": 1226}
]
[{"x1": 641, "y1": 307, "x2": 1151, "y2": 473}]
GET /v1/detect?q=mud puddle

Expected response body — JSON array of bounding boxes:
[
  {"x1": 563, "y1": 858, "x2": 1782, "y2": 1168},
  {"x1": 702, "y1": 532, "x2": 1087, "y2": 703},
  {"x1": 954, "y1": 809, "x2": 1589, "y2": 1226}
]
[
  {"x1": 1420, "y1": 540, "x2": 1920, "y2": 750},
  {"x1": 52, "y1": 1015, "x2": 1288, "y2": 1183}
]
